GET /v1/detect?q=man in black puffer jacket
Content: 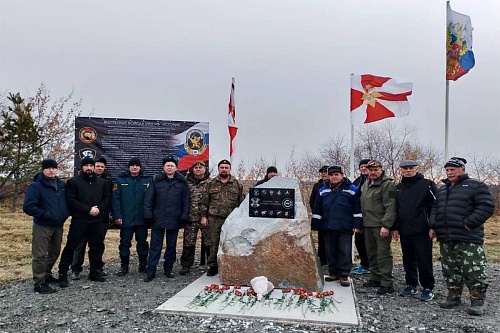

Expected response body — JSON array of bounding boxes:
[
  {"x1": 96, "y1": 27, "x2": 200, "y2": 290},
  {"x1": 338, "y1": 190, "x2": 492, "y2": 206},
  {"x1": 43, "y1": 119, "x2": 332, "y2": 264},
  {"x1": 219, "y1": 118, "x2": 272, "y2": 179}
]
[
  {"x1": 394, "y1": 160, "x2": 437, "y2": 302},
  {"x1": 429, "y1": 157, "x2": 495, "y2": 316},
  {"x1": 143, "y1": 155, "x2": 190, "y2": 282}
]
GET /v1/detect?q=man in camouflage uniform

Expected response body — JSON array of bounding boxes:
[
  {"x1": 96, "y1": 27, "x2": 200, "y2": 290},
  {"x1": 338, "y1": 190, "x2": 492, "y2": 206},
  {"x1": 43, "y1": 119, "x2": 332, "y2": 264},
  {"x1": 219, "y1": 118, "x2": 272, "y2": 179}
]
[
  {"x1": 179, "y1": 161, "x2": 210, "y2": 275},
  {"x1": 430, "y1": 157, "x2": 494, "y2": 316},
  {"x1": 199, "y1": 159, "x2": 243, "y2": 276}
]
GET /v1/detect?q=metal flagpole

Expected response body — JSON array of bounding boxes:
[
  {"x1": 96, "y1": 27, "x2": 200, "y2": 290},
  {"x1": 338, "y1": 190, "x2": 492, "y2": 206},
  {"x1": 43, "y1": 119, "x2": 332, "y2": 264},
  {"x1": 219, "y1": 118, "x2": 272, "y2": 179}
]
[
  {"x1": 349, "y1": 73, "x2": 355, "y2": 180},
  {"x1": 445, "y1": 80, "x2": 450, "y2": 162}
]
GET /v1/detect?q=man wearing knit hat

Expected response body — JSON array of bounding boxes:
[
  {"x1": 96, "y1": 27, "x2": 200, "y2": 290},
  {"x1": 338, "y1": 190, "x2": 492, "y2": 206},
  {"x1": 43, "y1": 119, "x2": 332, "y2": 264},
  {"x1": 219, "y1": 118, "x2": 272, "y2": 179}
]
[
  {"x1": 143, "y1": 155, "x2": 190, "y2": 281},
  {"x1": 430, "y1": 157, "x2": 494, "y2": 315},
  {"x1": 112, "y1": 157, "x2": 151, "y2": 277},
  {"x1": 255, "y1": 166, "x2": 278, "y2": 186},
  {"x1": 57, "y1": 157, "x2": 111, "y2": 287},
  {"x1": 71, "y1": 156, "x2": 112, "y2": 280},
  {"x1": 200, "y1": 159, "x2": 243, "y2": 276},
  {"x1": 23, "y1": 159, "x2": 69, "y2": 294}
]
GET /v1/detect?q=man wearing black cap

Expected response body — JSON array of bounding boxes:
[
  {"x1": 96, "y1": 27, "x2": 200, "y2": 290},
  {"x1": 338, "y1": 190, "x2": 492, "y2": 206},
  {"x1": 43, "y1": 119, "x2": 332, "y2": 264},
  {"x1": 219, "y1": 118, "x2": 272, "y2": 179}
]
[
  {"x1": 71, "y1": 156, "x2": 112, "y2": 280},
  {"x1": 255, "y1": 166, "x2": 278, "y2": 186},
  {"x1": 143, "y1": 155, "x2": 190, "y2": 281},
  {"x1": 57, "y1": 157, "x2": 111, "y2": 287},
  {"x1": 430, "y1": 157, "x2": 494, "y2": 315},
  {"x1": 112, "y1": 157, "x2": 152, "y2": 276},
  {"x1": 309, "y1": 165, "x2": 329, "y2": 266},
  {"x1": 311, "y1": 166, "x2": 362, "y2": 287},
  {"x1": 360, "y1": 160, "x2": 397, "y2": 295},
  {"x1": 393, "y1": 160, "x2": 437, "y2": 301},
  {"x1": 200, "y1": 159, "x2": 243, "y2": 276},
  {"x1": 352, "y1": 159, "x2": 371, "y2": 275},
  {"x1": 23, "y1": 159, "x2": 70, "y2": 294},
  {"x1": 179, "y1": 161, "x2": 211, "y2": 275}
]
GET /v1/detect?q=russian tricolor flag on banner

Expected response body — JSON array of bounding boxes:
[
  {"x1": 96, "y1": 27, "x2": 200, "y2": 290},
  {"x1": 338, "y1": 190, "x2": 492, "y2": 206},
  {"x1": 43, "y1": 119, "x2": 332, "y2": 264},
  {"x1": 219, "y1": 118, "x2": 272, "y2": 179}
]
[{"x1": 350, "y1": 74, "x2": 413, "y2": 125}]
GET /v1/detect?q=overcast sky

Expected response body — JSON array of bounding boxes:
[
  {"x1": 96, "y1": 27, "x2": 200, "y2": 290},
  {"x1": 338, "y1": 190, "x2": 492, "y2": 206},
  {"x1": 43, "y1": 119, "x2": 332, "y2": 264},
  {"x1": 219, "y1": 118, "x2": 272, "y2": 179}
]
[{"x1": 1, "y1": 0, "x2": 499, "y2": 171}]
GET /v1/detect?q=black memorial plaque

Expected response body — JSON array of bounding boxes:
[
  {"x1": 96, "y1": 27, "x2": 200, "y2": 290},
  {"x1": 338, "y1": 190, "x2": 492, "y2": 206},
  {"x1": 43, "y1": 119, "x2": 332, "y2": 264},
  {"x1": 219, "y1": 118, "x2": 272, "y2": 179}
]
[{"x1": 248, "y1": 188, "x2": 295, "y2": 219}]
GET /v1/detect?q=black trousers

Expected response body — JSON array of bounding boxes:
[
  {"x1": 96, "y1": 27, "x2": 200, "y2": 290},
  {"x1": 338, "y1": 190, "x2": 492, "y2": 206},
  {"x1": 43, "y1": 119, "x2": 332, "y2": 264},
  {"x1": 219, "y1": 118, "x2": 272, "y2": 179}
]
[
  {"x1": 71, "y1": 223, "x2": 107, "y2": 272},
  {"x1": 317, "y1": 229, "x2": 327, "y2": 265},
  {"x1": 400, "y1": 233, "x2": 435, "y2": 290},
  {"x1": 354, "y1": 231, "x2": 370, "y2": 268},
  {"x1": 59, "y1": 221, "x2": 104, "y2": 274}
]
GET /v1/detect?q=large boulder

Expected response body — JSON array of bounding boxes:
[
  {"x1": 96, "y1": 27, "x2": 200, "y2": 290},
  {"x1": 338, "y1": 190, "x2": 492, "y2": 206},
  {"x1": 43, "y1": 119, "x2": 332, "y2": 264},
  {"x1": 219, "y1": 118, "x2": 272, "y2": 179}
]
[{"x1": 217, "y1": 177, "x2": 324, "y2": 291}]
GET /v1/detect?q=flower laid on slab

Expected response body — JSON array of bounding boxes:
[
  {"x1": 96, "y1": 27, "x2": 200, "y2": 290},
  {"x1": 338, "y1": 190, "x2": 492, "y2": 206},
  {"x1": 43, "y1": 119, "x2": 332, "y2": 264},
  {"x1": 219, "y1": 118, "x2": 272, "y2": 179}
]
[{"x1": 187, "y1": 283, "x2": 340, "y2": 315}]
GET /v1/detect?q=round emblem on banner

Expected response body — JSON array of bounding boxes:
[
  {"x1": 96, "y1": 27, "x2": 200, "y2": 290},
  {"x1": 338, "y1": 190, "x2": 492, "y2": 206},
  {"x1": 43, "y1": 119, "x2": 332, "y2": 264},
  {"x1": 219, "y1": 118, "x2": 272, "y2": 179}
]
[
  {"x1": 184, "y1": 129, "x2": 206, "y2": 156},
  {"x1": 79, "y1": 127, "x2": 97, "y2": 143}
]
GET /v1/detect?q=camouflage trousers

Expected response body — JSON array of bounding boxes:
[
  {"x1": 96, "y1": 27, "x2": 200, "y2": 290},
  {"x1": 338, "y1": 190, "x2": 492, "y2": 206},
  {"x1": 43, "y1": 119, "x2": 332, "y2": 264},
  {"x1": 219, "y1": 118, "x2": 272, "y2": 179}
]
[
  {"x1": 440, "y1": 241, "x2": 487, "y2": 290},
  {"x1": 182, "y1": 221, "x2": 209, "y2": 248},
  {"x1": 206, "y1": 216, "x2": 226, "y2": 268}
]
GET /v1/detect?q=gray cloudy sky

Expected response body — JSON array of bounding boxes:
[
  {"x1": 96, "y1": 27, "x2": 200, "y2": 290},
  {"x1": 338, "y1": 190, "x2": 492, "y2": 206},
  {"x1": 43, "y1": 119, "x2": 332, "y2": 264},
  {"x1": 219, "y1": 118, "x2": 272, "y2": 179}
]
[{"x1": 1, "y1": 0, "x2": 499, "y2": 170}]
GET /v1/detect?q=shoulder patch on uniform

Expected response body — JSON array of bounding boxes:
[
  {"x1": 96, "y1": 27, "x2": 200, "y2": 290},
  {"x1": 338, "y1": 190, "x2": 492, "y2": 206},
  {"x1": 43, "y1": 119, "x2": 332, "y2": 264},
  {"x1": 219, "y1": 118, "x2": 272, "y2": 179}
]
[{"x1": 112, "y1": 183, "x2": 118, "y2": 191}]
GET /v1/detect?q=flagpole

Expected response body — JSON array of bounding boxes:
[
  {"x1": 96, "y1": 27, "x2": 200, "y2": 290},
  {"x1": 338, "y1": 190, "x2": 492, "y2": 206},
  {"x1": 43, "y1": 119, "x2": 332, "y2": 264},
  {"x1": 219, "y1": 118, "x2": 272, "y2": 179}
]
[
  {"x1": 445, "y1": 80, "x2": 450, "y2": 162},
  {"x1": 349, "y1": 73, "x2": 355, "y2": 180}
]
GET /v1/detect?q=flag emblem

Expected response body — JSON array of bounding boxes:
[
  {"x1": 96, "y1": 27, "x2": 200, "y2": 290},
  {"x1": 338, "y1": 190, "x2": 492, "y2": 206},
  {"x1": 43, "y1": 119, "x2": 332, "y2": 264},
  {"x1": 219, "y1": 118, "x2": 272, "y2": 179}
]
[
  {"x1": 446, "y1": 3, "x2": 475, "y2": 81},
  {"x1": 350, "y1": 74, "x2": 413, "y2": 125}
]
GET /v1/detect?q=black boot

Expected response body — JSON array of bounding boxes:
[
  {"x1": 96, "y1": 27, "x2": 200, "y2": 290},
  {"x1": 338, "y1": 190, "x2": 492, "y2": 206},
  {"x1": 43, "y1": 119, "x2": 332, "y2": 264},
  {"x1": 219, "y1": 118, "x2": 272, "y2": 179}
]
[
  {"x1": 117, "y1": 255, "x2": 129, "y2": 276},
  {"x1": 468, "y1": 285, "x2": 488, "y2": 316},
  {"x1": 138, "y1": 255, "x2": 147, "y2": 273}
]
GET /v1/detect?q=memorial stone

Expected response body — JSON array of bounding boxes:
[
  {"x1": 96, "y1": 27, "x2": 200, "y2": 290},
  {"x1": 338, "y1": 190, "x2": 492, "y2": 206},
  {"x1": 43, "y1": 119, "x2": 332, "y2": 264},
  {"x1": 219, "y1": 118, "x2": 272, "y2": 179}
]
[{"x1": 218, "y1": 177, "x2": 324, "y2": 291}]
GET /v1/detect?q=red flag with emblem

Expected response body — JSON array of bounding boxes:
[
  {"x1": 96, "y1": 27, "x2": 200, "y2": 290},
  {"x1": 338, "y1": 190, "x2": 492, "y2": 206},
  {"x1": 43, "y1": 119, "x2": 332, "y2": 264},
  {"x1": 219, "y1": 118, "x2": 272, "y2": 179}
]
[
  {"x1": 350, "y1": 74, "x2": 413, "y2": 124},
  {"x1": 228, "y1": 78, "x2": 237, "y2": 157}
]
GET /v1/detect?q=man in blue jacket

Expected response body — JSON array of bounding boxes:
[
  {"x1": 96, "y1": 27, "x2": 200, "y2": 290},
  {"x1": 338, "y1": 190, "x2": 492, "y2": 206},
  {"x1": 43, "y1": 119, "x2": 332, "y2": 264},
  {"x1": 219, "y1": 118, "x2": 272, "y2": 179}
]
[
  {"x1": 312, "y1": 165, "x2": 362, "y2": 287},
  {"x1": 112, "y1": 157, "x2": 151, "y2": 276},
  {"x1": 143, "y1": 155, "x2": 190, "y2": 281},
  {"x1": 23, "y1": 159, "x2": 69, "y2": 294}
]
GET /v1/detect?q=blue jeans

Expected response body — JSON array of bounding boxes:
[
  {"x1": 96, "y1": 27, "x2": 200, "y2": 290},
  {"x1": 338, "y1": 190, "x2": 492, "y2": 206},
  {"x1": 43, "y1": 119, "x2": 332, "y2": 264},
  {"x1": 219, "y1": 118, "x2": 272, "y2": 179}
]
[{"x1": 147, "y1": 228, "x2": 179, "y2": 274}]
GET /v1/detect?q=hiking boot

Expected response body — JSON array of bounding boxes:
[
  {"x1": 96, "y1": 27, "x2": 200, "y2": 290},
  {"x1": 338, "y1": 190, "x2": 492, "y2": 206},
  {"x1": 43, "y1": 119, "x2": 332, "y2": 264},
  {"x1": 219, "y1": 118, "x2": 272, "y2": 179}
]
[
  {"x1": 179, "y1": 266, "x2": 190, "y2": 276},
  {"x1": 117, "y1": 265, "x2": 129, "y2": 276},
  {"x1": 351, "y1": 266, "x2": 370, "y2": 275},
  {"x1": 164, "y1": 271, "x2": 174, "y2": 278},
  {"x1": 207, "y1": 266, "x2": 218, "y2": 276},
  {"x1": 96, "y1": 268, "x2": 108, "y2": 277},
  {"x1": 363, "y1": 280, "x2": 381, "y2": 288},
  {"x1": 45, "y1": 275, "x2": 59, "y2": 284},
  {"x1": 34, "y1": 283, "x2": 56, "y2": 294},
  {"x1": 144, "y1": 273, "x2": 155, "y2": 282},
  {"x1": 399, "y1": 285, "x2": 418, "y2": 297},
  {"x1": 340, "y1": 276, "x2": 351, "y2": 287},
  {"x1": 420, "y1": 289, "x2": 435, "y2": 302},
  {"x1": 468, "y1": 300, "x2": 485, "y2": 316},
  {"x1": 439, "y1": 297, "x2": 461, "y2": 309},
  {"x1": 70, "y1": 271, "x2": 81, "y2": 280},
  {"x1": 59, "y1": 273, "x2": 69, "y2": 288},
  {"x1": 325, "y1": 275, "x2": 339, "y2": 282},
  {"x1": 138, "y1": 255, "x2": 147, "y2": 273},
  {"x1": 377, "y1": 286, "x2": 395, "y2": 295},
  {"x1": 89, "y1": 272, "x2": 106, "y2": 282}
]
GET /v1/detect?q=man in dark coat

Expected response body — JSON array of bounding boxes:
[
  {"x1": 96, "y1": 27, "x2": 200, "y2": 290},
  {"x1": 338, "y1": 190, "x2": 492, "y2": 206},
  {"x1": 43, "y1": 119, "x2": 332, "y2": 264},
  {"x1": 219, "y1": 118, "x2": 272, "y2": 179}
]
[
  {"x1": 112, "y1": 157, "x2": 152, "y2": 276},
  {"x1": 393, "y1": 160, "x2": 437, "y2": 301},
  {"x1": 309, "y1": 165, "x2": 329, "y2": 266},
  {"x1": 430, "y1": 157, "x2": 495, "y2": 315},
  {"x1": 254, "y1": 166, "x2": 278, "y2": 186},
  {"x1": 71, "y1": 156, "x2": 112, "y2": 280},
  {"x1": 58, "y1": 157, "x2": 112, "y2": 287},
  {"x1": 143, "y1": 155, "x2": 190, "y2": 281},
  {"x1": 352, "y1": 158, "x2": 371, "y2": 275},
  {"x1": 312, "y1": 166, "x2": 362, "y2": 287},
  {"x1": 23, "y1": 159, "x2": 69, "y2": 294}
]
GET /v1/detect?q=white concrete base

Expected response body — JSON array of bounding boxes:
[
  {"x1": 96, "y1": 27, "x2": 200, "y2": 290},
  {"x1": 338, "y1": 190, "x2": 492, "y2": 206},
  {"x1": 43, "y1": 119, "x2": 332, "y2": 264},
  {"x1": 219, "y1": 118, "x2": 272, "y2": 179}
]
[{"x1": 156, "y1": 274, "x2": 360, "y2": 327}]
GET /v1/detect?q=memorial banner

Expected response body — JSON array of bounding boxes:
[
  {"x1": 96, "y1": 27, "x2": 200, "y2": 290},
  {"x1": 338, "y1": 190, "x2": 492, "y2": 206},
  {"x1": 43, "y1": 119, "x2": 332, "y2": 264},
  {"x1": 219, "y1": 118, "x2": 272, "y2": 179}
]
[{"x1": 74, "y1": 117, "x2": 209, "y2": 177}]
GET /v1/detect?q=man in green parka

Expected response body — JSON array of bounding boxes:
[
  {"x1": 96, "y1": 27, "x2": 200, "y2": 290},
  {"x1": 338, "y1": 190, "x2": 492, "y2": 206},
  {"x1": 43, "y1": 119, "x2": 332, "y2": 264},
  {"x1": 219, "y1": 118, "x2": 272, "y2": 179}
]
[{"x1": 360, "y1": 160, "x2": 397, "y2": 295}]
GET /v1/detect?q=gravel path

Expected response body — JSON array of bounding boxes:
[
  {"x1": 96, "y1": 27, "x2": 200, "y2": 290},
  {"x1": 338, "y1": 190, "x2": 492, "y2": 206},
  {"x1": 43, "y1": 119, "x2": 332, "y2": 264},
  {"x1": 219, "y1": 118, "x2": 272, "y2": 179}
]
[{"x1": 1, "y1": 258, "x2": 498, "y2": 333}]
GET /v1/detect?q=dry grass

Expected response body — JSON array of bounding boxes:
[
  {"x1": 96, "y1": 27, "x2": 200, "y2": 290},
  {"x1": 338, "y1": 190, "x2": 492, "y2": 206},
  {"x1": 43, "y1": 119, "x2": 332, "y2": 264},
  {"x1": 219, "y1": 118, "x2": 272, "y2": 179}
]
[{"x1": 1, "y1": 208, "x2": 499, "y2": 286}]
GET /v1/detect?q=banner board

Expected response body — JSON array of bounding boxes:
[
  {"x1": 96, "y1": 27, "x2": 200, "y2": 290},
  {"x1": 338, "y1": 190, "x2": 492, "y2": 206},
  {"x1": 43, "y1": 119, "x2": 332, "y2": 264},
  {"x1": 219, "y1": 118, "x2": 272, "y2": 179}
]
[{"x1": 74, "y1": 117, "x2": 209, "y2": 177}]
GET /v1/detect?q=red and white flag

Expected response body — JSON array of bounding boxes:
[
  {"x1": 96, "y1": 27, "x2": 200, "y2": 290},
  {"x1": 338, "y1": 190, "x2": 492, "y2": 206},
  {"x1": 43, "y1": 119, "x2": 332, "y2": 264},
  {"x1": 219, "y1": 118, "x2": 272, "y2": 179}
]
[
  {"x1": 228, "y1": 78, "x2": 237, "y2": 157},
  {"x1": 350, "y1": 74, "x2": 413, "y2": 124}
]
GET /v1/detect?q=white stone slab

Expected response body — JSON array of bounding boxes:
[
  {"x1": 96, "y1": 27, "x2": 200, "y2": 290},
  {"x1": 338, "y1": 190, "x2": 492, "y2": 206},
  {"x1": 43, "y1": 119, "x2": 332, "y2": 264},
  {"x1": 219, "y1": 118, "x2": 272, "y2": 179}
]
[{"x1": 155, "y1": 273, "x2": 360, "y2": 327}]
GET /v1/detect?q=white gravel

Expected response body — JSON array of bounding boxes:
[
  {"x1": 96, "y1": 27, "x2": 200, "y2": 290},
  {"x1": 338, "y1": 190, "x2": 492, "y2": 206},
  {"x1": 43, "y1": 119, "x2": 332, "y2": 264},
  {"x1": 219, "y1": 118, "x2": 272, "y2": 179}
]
[{"x1": 0, "y1": 258, "x2": 498, "y2": 333}]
